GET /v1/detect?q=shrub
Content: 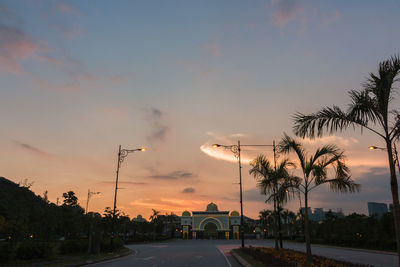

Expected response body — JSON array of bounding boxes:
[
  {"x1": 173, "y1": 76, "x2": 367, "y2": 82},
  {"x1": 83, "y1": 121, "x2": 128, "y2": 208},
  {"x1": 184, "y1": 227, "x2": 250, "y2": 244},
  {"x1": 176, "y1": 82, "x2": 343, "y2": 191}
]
[
  {"x1": 60, "y1": 239, "x2": 88, "y2": 254},
  {"x1": 101, "y1": 237, "x2": 124, "y2": 251},
  {"x1": 240, "y1": 247, "x2": 371, "y2": 267},
  {"x1": 15, "y1": 241, "x2": 53, "y2": 260},
  {"x1": 0, "y1": 241, "x2": 14, "y2": 261}
]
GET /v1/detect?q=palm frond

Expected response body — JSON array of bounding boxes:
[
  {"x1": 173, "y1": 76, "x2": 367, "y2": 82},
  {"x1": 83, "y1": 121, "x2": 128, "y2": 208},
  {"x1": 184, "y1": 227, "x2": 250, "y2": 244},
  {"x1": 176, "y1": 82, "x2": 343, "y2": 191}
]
[
  {"x1": 347, "y1": 89, "x2": 381, "y2": 126},
  {"x1": 293, "y1": 106, "x2": 354, "y2": 138},
  {"x1": 363, "y1": 55, "x2": 400, "y2": 128},
  {"x1": 390, "y1": 111, "x2": 400, "y2": 141},
  {"x1": 326, "y1": 176, "x2": 360, "y2": 193},
  {"x1": 312, "y1": 164, "x2": 327, "y2": 185},
  {"x1": 249, "y1": 155, "x2": 274, "y2": 181},
  {"x1": 278, "y1": 133, "x2": 306, "y2": 171},
  {"x1": 309, "y1": 144, "x2": 340, "y2": 166},
  {"x1": 293, "y1": 106, "x2": 385, "y2": 139},
  {"x1": 257, "y1": 177, "x2": 276, "y2": 196}
]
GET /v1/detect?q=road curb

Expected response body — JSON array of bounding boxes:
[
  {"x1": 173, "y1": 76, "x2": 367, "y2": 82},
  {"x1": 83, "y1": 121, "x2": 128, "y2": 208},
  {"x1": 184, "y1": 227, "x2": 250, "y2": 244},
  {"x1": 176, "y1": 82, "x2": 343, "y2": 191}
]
[
  {"x1": 230, "y1": 250, "x2": 252, "y2": 267},
  {"x1": 68, "y1": 247, "x2": 135, "y2": 266},
  {"x1": 252, "y1": 239, "x2": 397, "y2": 256}
]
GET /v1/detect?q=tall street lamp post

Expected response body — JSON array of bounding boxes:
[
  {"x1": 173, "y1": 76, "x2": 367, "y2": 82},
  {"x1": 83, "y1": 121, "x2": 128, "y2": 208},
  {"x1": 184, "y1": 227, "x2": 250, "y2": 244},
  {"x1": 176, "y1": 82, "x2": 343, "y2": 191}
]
[
  {"x1": 85, "y1": 189, "x2": 100, "y2": 215},
  {"x1": 212, "y1": 140, "x2": 277, "y2": 248},
  {"x1": 369, "y1": 145, "x2": 400, "y2": 177},
  {"x1": 110, "y1": 145, "x2": 145, "y2": 251}
]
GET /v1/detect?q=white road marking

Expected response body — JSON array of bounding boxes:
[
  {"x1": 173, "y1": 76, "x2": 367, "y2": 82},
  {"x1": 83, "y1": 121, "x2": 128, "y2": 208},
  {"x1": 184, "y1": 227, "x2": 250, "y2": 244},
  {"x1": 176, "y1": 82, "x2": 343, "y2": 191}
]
[
  {"x1": 217, "y1": 246, "x2": 232, "y2": 267},
  {"x1": 88, "y1": 252, "x2": 135, "y2": 266}
]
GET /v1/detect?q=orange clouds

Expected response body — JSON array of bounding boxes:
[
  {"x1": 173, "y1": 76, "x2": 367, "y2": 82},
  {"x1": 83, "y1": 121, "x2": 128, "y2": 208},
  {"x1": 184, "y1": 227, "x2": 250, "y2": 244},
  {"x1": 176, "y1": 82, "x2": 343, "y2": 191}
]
[
  {"x1": 201, "y1": 133, "x2": 389, "y2": 177},
  {"x1": 130, "y1": 198, "x2": 209, "y2": 216}
]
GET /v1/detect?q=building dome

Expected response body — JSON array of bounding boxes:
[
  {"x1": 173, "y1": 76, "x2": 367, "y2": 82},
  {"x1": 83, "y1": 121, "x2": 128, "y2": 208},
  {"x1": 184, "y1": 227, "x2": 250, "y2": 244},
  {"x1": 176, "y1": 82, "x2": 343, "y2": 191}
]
[
  {"x1": 230, "y1": 211, "x2": 239, "y2": 216},
  {"x1": 206, "y1": 202, "x2": 218, "y2": 211},
  {"x1": 182, "y1": 210, "x2": 191, "y2": 216},
  {"x1": 132, "y1": 214, "x2": 146, "y2": 222}
]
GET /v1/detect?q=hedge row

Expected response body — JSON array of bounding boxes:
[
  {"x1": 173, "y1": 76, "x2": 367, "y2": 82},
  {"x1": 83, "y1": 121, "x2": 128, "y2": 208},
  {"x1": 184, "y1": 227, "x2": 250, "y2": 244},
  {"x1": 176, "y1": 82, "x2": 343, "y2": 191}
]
[{"x1": 0, "y1": 237, "x2": 124, "y2": 262}]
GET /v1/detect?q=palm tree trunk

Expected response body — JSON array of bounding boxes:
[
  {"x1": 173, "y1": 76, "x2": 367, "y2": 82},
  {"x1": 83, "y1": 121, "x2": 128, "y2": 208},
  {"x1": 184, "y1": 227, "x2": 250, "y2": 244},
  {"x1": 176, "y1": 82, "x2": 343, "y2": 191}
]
[
  {"x1": 386, "y1": 140, "x2": 400, "y2": 266},
  {"x1": 273, "y1": 193, "x2": 279, "y2": 250},
  {"x1": 304, "y1": 191, "x2": 312, "y2": 263},
  {"x1": 278, "y1": 204, "x2": 283, "y2": 248}
]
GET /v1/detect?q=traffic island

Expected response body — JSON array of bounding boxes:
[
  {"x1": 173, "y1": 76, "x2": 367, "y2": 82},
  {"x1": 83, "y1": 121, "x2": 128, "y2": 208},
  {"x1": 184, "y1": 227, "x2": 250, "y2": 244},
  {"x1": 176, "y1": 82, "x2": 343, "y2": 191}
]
[{"x1": 232, "y1": 246, "x2": 372, "y2": 267}]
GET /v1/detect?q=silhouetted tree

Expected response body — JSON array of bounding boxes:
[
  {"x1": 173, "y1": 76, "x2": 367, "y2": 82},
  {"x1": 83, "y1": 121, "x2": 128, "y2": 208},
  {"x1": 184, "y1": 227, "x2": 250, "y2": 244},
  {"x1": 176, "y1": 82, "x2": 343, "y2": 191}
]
[
  {"x1": 249, "y1": 155, "x2": 300, "y2": 249},
  {"x1": 293, "y1": 55, "x2": 400, "y2": 264},
  {"x1": 279, "y1": 134, "x2": 360, "y2": 262},
  {"x1": 62, "y1": 191, "x2": 78, "y2": 207}
]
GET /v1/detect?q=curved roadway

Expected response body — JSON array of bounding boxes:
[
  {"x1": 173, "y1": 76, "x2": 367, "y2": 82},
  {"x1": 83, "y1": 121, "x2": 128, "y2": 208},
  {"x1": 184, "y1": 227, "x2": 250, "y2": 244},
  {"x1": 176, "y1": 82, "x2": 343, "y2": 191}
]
[{"x1": 90, "y1": 239, "x2": 397, "y2": 267}]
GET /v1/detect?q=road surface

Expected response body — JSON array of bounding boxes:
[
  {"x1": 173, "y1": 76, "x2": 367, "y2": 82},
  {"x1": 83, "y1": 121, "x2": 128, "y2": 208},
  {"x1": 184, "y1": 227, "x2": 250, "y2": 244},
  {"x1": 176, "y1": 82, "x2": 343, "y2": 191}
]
[{"x1": 90, "y1": 239, "x2": 397, "y2": 267}]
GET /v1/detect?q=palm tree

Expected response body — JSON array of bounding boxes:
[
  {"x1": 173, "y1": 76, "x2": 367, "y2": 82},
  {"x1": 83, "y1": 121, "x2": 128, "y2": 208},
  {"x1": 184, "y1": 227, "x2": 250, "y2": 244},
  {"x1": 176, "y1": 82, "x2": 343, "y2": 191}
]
[
  {"x1": 149, "y1": 209, "x2": 160, "y2": 222},
  {"x1": 149, "y1": 209, "x2": 160, "y2": 239},
  {"x1": 259, "y1": 210, "x2": 271, "y2": 232},
  {"x1": 292, "y1": 55, "x2": 400, "y2": 263},
  {"x1": 279, "y1": 134, "x2": 360, "y2": 262},
  {"x1": 287, "y1": 211, "x2": 296, "y2": 238},
  {"x1": 259, "y1": 209, "x2": 274, "y2": 238},
  {"x1": 249, "y1": 155, "x2": 300, "y2": 249}
]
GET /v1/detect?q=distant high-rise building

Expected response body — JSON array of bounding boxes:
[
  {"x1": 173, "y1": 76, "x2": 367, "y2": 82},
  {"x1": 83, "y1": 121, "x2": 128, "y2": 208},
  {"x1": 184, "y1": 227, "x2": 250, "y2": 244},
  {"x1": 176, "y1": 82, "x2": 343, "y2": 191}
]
[
  {"x1": 368, "y1": 202, "x2": 388, "y2": 218},
  {"x1": 300, "y1": 207, "x2": 312, "y2": 217},
  {"x1": 313, "y1": 208, "x2": 326, "y2": 221}
]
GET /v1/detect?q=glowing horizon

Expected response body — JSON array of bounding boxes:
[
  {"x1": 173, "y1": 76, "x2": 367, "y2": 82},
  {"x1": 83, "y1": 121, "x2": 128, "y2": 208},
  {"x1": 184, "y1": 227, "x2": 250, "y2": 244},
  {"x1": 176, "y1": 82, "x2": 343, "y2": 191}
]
[{"x1": 1, "y1": 0, "x2": 399, "y2": 220}]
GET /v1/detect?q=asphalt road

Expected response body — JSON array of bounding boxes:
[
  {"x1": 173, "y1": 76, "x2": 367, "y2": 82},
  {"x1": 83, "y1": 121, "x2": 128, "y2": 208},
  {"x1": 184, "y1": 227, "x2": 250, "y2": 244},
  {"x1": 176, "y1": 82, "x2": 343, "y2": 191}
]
[
  {"x1": 91, "y1": 240, "x2": 241, "y2": 267},
  {"x1": 90, "y1": 239, "x2": 397, "y2": 267}
]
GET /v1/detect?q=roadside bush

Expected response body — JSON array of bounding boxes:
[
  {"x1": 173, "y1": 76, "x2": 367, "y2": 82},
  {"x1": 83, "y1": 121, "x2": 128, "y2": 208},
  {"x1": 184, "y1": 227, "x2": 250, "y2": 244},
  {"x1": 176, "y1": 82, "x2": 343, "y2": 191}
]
[
  {"x1": 0, "y1": 241, "x2": 14, "y2": 261},
  {"x1": 60, "y1": 239, "x2": 88, "y2": 254},
  {"x1": 128, "y1": 234, "x2": 152, "y2": 243},
  {"x1": 239, "y1": 246, "x2": 371, "y2": 267},
  {"x1": 101, "y1": 237, "x2": 123, "y2": 251},
  {"x1": 15, "y1": 241, "x2": 53, "y2": 260}
]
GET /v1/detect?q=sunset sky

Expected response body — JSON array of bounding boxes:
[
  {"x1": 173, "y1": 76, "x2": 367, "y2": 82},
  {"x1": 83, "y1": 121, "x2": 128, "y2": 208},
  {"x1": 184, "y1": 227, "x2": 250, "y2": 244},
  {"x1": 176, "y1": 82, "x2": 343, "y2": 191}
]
[{"x1": 1, "y1": 0, "x2": 400, "y2": 220}]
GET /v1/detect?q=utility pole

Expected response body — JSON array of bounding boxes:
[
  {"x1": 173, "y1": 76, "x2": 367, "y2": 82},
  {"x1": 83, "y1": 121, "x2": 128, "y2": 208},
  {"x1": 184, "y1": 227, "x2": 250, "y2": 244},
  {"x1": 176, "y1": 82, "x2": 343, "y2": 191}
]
[
  {"x1": 212, "y1": 141, "x2": 277, "y2": 249},
  {"x1": 110, "y1": 145, "x2": 145, "y2": 251},
  {"x1": 86, "y1": 189, "x2": 100, "y2": 215}
]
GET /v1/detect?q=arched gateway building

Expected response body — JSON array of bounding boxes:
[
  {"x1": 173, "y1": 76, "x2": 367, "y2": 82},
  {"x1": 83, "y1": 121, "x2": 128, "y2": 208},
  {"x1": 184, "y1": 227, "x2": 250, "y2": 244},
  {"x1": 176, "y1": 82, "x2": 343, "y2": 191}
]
[{"x1": 181, "y1": 202, "x2": 240, "y2": 239}]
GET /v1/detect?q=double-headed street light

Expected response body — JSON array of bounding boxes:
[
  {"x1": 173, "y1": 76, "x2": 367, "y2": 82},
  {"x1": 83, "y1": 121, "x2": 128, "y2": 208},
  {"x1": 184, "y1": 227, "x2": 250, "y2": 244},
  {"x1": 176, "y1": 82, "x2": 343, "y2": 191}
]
[
  {"x1": 110, "y1": 145, "x2": 145, "y2": 251},
  {"x1": 212, "y1": 140, "x2": 277, "y2": 248},
  {"x1": 86, "y1": 189, "x2": 100, "y2": 215},
  {"x1": 369, "y1": 145, "x2": 400, "y2": 176}
]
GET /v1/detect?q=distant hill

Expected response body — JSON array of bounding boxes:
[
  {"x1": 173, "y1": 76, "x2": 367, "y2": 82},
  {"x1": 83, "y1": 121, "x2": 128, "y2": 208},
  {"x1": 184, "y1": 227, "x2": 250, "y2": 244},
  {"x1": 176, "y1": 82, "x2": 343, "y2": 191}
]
[
  {"x1": 0, "y1": 176, "x2": 68, "y2": 241},
  {"x1": 0, "y1": 177, "x2": 48, "y2": 221}
]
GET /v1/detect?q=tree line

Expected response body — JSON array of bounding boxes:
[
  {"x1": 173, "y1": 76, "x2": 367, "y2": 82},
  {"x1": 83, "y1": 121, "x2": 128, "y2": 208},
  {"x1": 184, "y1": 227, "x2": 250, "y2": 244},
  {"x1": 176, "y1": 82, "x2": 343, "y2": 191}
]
[
  {"x1": 0, "y1": 177, "x2": 177, "y2": 262},
  {"x1": 258, "y1": 208, "x2": 396, "y2": 251}
]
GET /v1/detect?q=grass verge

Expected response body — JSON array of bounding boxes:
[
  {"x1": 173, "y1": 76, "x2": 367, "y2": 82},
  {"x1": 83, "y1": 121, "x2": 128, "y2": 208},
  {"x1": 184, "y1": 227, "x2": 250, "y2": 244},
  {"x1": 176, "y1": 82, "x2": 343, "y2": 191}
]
[
  {"x1": 236, "y1": 246, "x2": 372, "y2": 267},
  {"x1": 232, "y1": 248, "x2": 265, "y2": 267},
  {"x1": 1, "y1": 247, "x2": 132, "y2": 267}
]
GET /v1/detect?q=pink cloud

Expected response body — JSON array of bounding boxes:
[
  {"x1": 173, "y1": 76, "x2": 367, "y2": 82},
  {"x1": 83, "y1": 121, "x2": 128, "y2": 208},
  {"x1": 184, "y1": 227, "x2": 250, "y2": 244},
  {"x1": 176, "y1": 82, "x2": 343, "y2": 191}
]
[
  {"x1": 52, "y1": 24, "x2": 83, "y2": 39},
  {"x1": 203, "y1": 39, "x2": 221, "y2": 58},
  {"x1": 0, "y1": 25, "x2": 37, "y2": 73},
  {"x1": 270, "y1": 0, "x2": 304, "y2": 28},
  {"x1": 58, "y1": 2, "x2": 81, "y2": 16},
  {"x1": 322, "y1": 10, "x2": 341, "y2": 25},
  {"x1": 109, "y1": 74, "x2": 126, "y2": 83},
  {"x1": 35, "y1": 54, "x2": 63, "y2": 65}
]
